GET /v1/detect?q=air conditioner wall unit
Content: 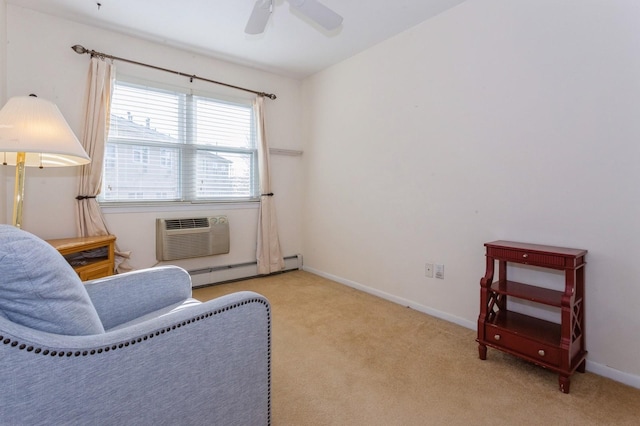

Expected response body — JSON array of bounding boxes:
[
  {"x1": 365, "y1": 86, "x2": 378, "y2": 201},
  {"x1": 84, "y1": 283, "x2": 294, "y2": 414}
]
[{"x1": 156, "y1": 216, "x2": 230, "y2": 261}]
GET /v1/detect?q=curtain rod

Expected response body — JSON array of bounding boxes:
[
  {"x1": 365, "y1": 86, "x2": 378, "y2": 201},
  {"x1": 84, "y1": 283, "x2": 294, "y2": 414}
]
[{"x1": 71, "y1": 45, "x2": 277, "y2": 100}]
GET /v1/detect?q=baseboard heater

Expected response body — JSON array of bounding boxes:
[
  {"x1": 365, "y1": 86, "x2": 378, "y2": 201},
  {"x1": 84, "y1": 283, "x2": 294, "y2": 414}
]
[{"x1": 188, "y1": 254, "x2": 303, "y2": 288}]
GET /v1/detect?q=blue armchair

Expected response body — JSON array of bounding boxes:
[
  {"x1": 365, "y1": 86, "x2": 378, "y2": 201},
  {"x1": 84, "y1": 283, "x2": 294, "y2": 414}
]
[{"x1": 0, "y1": 225, "x2": 271, "y2": 425}]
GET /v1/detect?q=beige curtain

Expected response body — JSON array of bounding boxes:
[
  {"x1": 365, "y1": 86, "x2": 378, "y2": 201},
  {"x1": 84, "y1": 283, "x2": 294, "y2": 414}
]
[
  {"x1": 76, "y1": 56, "x2": 131, "y2": 273},
  {"x1": 255, "y1": 96, "x2": 285, "y2": 274}
]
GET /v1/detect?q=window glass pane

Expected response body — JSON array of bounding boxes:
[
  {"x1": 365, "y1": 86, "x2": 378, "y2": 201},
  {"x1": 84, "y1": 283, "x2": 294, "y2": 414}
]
[
  {"x1": 102, "y1": 143, "x2": 181, "y2": 201},
  {"x1": 110, "y1": 84, "x2": 182, "y2": 143},
  {"x1": 195, "y1": 150, "x2": 255, "y2": 199},
  {"x1": 194, "y1": 97, "x2": 253, "y2": 148}
]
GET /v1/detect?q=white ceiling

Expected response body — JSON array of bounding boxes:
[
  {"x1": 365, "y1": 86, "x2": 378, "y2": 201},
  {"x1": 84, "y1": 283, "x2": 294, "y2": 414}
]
[{"x1": 7, "y1": 0, "x2": 467, "y2": 79}]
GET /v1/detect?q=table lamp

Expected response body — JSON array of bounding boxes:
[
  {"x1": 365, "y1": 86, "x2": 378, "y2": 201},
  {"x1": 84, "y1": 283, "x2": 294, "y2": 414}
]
[{"x1": 0, "y1": 95, "x2": 90, "y2": 229}]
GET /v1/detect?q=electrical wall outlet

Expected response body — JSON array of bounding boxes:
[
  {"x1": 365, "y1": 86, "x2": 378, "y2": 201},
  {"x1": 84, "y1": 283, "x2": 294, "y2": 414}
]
[
  {"x1": 425, "y1": 263, "x2": 434, "y2": 278},
  {"x1": 435, "y1": 264, "x2": 445, "y2": 279}
]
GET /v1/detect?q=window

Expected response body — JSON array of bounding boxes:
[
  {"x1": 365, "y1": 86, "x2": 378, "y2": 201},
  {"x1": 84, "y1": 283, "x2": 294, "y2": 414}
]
[{"x1": 101, "y1": 81, "x2": 258, "y2": 203}]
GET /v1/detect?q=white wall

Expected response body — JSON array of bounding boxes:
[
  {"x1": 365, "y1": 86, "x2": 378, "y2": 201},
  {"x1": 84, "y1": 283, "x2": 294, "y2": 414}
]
[
  {"x1": 0, "y1": 0, "x2": 7, "y2": 224},
  {"x1": 301, "y1": 0, "x2": 640, "y2": 386},
  {"x1": 3, "y1": 4, "x2": 304, "y2": 269}
]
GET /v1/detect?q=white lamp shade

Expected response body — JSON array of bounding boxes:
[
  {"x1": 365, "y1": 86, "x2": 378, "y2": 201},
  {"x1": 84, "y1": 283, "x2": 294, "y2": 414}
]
[{"x1": 0, "y1": 96, "x2": 90, "y2": 167}]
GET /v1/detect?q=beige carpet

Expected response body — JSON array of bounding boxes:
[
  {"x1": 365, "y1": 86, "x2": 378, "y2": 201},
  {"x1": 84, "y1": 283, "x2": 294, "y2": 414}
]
[{"x1": 193, "y1": 270, "x2": 640, "y2": 425}]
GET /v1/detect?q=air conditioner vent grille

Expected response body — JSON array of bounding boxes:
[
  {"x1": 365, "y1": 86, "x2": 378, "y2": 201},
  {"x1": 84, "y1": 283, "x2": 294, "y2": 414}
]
[{"x1": 164, "y1": 217, "x2": 210, "y2": 230}]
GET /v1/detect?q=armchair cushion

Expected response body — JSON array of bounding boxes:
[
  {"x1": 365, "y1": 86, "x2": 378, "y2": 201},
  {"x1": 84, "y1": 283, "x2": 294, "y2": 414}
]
[{"x1": 0, "y1": 225, "x2": 104, "y2": 335}]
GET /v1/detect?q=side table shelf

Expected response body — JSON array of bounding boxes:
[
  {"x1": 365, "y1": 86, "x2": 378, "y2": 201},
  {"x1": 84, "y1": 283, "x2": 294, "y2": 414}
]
[
  {"x1": 476, "y1": 240, "x2": 587, "y2": 393},
  {"x1": 47, "y1": 235, "x2": 116, "y2": 281}
]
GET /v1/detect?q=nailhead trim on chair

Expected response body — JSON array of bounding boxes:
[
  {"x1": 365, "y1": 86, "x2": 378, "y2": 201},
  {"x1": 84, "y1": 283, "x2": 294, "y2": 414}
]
[{"x1": 1, "y1": 298, "x2": 270, "y2": 355}]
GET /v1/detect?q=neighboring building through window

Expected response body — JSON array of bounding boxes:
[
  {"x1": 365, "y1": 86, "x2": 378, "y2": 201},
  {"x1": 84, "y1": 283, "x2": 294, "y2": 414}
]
[{"x1": 101, "y1": 81, "x2": 258, "y2": 203}]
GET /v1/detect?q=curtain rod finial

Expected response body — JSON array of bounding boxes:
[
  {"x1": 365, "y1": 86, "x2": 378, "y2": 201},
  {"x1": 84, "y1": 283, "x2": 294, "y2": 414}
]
[{"x1": 71, "y1": 45, "x2": 87, "y2": 55}]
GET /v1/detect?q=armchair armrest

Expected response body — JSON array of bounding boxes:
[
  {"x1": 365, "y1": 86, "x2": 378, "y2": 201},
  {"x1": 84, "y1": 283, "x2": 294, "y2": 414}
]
[{"x1": 84, "y1": 265, "x2": 192, "y2": 330}]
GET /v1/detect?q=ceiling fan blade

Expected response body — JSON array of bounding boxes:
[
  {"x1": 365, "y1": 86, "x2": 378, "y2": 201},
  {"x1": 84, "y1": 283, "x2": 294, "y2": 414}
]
[
  {"x1": 287, "y1": 0, "x2": 343, "y2": 31},
  {"x1": 245, "y1": 0, "x2": 273, "y2": 35}
]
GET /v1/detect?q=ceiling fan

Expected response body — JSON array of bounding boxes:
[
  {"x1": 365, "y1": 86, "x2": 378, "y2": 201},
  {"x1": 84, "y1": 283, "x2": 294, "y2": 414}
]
[{"x1": 245, "y1": 0, "x2": 343, "y2": 35}]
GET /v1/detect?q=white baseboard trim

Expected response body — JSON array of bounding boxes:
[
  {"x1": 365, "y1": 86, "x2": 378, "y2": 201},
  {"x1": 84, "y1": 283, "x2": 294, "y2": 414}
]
[
  {"x1": 585, "y1": 361, "x2": 640, "y2": 390},
  {"x1": 303, "y1": 267, "x2": 476, "y2": 330},
  {"x1": 302, "y1": 266, "x2": 640, "y2": 390}
]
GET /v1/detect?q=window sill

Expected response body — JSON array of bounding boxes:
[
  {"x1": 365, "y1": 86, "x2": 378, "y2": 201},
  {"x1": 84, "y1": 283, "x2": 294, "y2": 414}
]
[{"x1": 99, "y1": 200, "x2": 260, "y2": 214}]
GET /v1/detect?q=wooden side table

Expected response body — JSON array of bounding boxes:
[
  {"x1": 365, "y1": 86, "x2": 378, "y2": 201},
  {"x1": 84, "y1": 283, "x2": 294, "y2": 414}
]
[
  {"x1": 477, "y1": 240, "x2": 587, "y2": 393},
  {"x1": 47, "y1": 235, "x2": 116, "y2": 281}
]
